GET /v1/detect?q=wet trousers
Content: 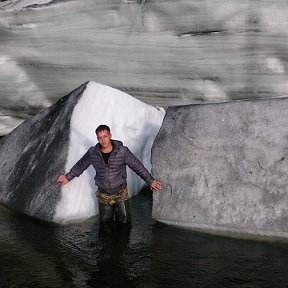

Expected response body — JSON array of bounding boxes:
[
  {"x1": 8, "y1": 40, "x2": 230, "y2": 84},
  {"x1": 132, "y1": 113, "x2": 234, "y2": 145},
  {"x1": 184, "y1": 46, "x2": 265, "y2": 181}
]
[
  {"x1": 96, "y1": 188, "x2": 131, "y2": 224},
  {"x1": 98, "y1": 200, "x2": 131, "y2": 224}
]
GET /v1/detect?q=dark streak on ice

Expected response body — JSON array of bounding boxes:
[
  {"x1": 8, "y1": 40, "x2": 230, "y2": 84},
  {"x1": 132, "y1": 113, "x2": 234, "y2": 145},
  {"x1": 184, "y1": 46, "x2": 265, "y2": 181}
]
[
  {"x1": 179, "y1": 30, "x2": 228, "y2": 37},
  {"x1": 0, "y1": 82, "x2": 88, "y2": 222}
]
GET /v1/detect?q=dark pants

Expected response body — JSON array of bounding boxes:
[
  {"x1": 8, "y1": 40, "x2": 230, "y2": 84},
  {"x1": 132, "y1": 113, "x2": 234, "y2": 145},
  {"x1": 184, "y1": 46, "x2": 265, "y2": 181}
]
[{"x1": 98, "y1": 200, "x2": 131, "y2": 224}]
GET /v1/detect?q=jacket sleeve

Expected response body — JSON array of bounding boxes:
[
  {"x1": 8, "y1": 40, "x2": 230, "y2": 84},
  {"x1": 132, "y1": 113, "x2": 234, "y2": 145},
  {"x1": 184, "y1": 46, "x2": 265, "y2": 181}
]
[
  {"x1": 124, "y1": 147, "x2": 154, "y2": 185},
  {"x1": 65, "y1": 149, "x2": 92, "y2": 181}
]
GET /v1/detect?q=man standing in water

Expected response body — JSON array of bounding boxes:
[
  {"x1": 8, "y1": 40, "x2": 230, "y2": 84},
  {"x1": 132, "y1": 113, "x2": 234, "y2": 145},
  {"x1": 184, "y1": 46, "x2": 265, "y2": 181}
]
[{"x1": 57, "y1": 124, "x2": 161, "y2": 224}]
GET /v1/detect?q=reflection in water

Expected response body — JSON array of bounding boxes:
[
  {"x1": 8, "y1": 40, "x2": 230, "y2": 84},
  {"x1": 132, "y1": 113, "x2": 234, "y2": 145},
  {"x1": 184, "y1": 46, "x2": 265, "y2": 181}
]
[
  {"x1": 1, "y1": 190, "x2": 288, "y2": 288},
  {"x1": 88, "y1": 223, "x2": 133, "y2": 287}
]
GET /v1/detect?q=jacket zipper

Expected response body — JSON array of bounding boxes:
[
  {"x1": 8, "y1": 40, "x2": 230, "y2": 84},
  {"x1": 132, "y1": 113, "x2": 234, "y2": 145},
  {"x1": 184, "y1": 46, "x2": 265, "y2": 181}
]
[{"x1": 101, "y1": 153, "x2": 110, "y2": 193}]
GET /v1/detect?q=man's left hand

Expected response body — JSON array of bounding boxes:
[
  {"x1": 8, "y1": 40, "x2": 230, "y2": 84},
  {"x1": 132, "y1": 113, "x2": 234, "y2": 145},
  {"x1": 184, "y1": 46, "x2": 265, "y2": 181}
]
[{"x1": 150, "y1": 180, "x2": 161, "y2": 191}]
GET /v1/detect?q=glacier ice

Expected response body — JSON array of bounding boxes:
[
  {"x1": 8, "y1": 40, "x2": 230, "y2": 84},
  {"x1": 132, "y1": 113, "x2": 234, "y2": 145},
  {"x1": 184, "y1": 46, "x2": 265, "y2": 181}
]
[
  {"x1": 1, "y1": 0, "x2": 288, "y2": 133},
  {"x1": 152, "y1": 97, "x2": 288, "y2": 238},
  {"x1": 0, "y1": 81, "x2": 165, "y2": 223}
]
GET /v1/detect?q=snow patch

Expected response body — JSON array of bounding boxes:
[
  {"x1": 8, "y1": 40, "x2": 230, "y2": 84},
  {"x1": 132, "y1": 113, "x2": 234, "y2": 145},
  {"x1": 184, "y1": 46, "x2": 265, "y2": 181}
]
[
  {"x1": 195, "y1": 80, "x2": 228, "y2": 101},
  {"x1": 266, "y1": 57, "x2": 285, "y2": 74},
  {"x1": 0, "y1": 115, "x2": 23, "y2": 136}
]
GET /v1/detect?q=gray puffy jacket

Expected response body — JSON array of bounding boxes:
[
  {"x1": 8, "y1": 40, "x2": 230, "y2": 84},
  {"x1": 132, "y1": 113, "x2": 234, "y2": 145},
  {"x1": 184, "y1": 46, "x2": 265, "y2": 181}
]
[{"x1": 65, "y1": 140, "x2": 154, "y2": 194}]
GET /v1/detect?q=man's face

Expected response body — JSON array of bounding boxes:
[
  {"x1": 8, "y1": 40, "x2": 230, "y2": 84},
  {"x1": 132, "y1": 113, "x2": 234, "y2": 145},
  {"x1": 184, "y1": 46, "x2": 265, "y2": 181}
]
[{"x1": 96, "y1": 130, "x2": 112, "y2": 148}]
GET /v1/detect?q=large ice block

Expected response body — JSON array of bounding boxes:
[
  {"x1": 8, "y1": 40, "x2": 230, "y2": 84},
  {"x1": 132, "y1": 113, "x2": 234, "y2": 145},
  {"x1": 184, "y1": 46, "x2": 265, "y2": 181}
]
[{"x1": 152, "y1": 97, "x2": 288, "y2": 238}]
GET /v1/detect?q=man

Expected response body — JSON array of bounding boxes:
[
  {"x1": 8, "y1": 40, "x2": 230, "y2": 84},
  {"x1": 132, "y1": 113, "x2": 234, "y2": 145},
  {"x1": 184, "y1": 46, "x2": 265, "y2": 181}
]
[{"x1": 57, "y1": 124, "x2": 161, "y2": 224}]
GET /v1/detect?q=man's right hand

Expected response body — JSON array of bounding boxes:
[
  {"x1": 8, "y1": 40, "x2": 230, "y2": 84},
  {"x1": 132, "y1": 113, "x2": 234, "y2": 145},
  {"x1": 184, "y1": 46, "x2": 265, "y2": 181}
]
[{"x1": 57, "y1": 175, "x2": 69, "y2": 185}]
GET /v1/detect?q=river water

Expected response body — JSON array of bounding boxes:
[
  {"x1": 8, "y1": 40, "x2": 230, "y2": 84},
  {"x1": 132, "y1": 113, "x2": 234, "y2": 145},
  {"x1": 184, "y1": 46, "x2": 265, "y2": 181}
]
[{"x1": 1, "y1": 190, "x2": 288, "y2": 288}]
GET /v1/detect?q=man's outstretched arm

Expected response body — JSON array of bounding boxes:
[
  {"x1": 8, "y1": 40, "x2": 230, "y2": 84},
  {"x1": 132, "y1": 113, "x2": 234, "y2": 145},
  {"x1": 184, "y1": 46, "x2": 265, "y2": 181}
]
[
  {"x1": 57, "y1": 149, "x2": 92, "y2": 185},
  {"x1": 124, "y1": 147, "x2": 161, "y2": 191}
]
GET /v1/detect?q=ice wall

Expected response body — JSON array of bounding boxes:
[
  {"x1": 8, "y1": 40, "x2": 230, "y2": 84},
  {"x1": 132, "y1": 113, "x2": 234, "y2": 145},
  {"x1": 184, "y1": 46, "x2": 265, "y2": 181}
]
[
  {"x1": 152, "y1": 97, "x2": 288, "y2": 238},
  {"x1": 0, "y1": 0, "x2": 53, "y2": 11},
  {"x1": 1, "y1": 0, "x2": 288, "y2": 134},
  {"x1": 0, "y1": 81, "x2": 165, "y2": 223}
]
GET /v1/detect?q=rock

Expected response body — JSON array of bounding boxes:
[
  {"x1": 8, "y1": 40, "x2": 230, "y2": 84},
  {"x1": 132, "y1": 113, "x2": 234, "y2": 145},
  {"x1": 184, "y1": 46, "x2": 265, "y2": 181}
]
[
  {"x1": 0, "y1": 81, "x2": 165, "y2": 223},
  {"x1": 152, "y1": 97, "x2": 288, "y2": 238}
]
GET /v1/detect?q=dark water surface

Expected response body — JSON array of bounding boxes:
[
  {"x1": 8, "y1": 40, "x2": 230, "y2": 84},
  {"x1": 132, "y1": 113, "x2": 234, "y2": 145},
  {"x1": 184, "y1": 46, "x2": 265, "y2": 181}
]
[{"x1": 1, "y1": 191, "x2": 288, "y2": 288}]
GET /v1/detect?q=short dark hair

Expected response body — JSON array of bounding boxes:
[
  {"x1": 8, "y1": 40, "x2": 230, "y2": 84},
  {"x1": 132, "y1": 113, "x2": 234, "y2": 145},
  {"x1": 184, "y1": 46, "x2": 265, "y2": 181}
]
[{"x1": 95, "y1": 125, "x2": 110, "y2": 134}]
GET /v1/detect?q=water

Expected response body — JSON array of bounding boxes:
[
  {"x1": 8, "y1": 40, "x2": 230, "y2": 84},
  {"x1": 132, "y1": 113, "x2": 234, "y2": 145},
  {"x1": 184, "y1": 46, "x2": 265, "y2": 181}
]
[{"x1": 1, "y1": 190, "x2": 288, "y2": 288}]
